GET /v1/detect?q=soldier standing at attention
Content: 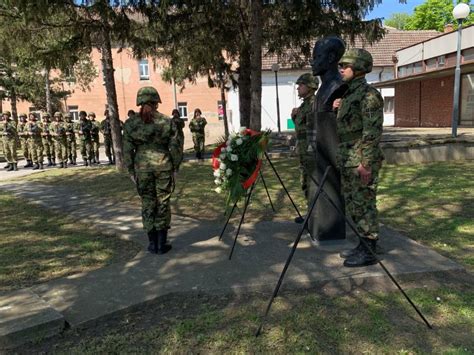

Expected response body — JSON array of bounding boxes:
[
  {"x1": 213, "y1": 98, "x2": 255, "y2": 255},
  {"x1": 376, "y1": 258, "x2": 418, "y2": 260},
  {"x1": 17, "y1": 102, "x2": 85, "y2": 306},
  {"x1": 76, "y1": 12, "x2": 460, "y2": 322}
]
[
  {"x1": 18, "y1": 114, "x2": 33, "y2": 168},
  {"x1": 52, "y1": 112, "x2": 68, "y2": 168},
  {"x1": 76, "y1": 111, "x2": 93, "y2": 166},
  {"x1": 64, "y1": 113, "x2": 77, "y2": 165},
  {"x1": 2, "y1": 111, "x2": 19, "y2": 171},
  {"x1": 27, "y1": 113, "x2": 44, "y2": 170},
  {"x1": 100, "y1": 110, "x2": 115, "y2": 165},
  {"x1": 41, "y1": 113, "x2": 55, "y2": 166},
  {"x1": 189, "y1": 108, "x2": 207, "y2": 160},
  {"x1": 171, "y1": 109, "x2": 185, "y2": 157},
  {"x1": 123, "y1": 87, "x2": 182, "y2": 255},
  {"x1": 334, "y1": 48, "x2": 384, "y2": 268},
  {"x1": 88, "y1": 112, "x2": 101, "y2": 164},
  {"x1": 291, "y1": 73, "x2": 319, "y2": 206}
]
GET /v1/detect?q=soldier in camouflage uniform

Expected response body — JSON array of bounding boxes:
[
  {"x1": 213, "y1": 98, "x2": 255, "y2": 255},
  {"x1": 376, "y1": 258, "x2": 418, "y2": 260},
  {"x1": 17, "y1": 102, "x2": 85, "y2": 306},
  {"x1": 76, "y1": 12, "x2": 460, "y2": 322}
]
[
  {"x1": 2, "y1": 111, "x2": 19, "y2": 171},
  {"x1": 123, "y1": 86, "x2": 182, "y2": 255},
  {"x1": 0, "y1": 113, "x2": 6, "y2": 169},
  {"x1": 41, "y1": 113, "x2": 55, "y2": 166},
  {"x1": 88, "y1": 112, "x2": 101, "y2": 164},
  {"x1": 334, "y1": 48, "x2": 384, "y2": 268},
  {"x1": 52, "y1": 112, "x2": 68, "y2": 168},
  {"x1": 100, "y1": 111, "x2": 115, "y2": 164},
  {"x1": 291, "y1": 73, "x2": 319, "y2": 202},
  {"x1": 171, "y1": 109, "x2": 185, "y2": 156},
  {"x1": 18, "y1": 114, "x2": 33, "y2": 167},
  {"x1": 63, "y1": 113, "x2": 77, "y2": 165},
  {"x1": 27, "y1": 113, "x2": 44, "y2": 170},
  {"x1": 76, "y1": 111, "x2": 93, "y2": 166},
  {"x1": 189, "y1": 108, "x2": 207, "y2": 159}
]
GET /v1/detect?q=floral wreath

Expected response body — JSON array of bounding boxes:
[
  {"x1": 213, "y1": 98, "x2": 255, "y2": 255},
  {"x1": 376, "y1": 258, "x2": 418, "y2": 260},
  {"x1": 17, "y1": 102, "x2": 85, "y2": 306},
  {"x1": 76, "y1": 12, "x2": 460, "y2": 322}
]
[{"x1": 212, "y1": 127, "x2": 270, "y2": 207}]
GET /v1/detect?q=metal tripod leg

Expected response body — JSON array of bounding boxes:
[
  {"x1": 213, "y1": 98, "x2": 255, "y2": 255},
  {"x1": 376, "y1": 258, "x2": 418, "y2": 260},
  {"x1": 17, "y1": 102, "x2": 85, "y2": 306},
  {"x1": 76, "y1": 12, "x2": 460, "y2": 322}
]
[
  {"x1": 255, "y1": 166, "x2": 331, "y2": 337},
  {"x1": 259, "y1": 170, "x2": 275, "y2": 212},
  {"x1": 218, "y1": 201, "x2": 238, "y2": 241}
]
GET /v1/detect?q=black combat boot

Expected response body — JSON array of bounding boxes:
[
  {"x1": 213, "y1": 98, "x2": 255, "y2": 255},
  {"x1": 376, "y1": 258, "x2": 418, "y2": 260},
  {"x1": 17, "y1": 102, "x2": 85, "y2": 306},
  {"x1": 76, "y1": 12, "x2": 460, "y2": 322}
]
[
  {"x1": 343, "y1": 239, "x2": 378, "y2": 268},
  {"x1": 24, "y1": 160, "x2": 33, "y2": 168},
  {"x1": 157, "y1": 229, "x2": 172, "y2": 255},
  {"x1": 39, "y1": 162, "x2": 44, "y2": 170},
  {"x1": 72, "y1": 157, "x2": 77, "y2": 165},
  {"x1": 12, "y1": 163, "x2": 18, "y2": 171},
  {"x1": 69, "y1": 155, "x2": 74, "y2": 165},
  {"x1": 7, "y1": 163, "x2": 14, "y2": 171},
  {"x1": 147, "y1": 228, "x2": 157, "y2": 254},
  {"x1": 108, "y1": 157, "x2": 113, "y2": 165},
  {"x1": 47, "y1": 158, "x2": 53, "y2": 167},
  {"x1": 32, "y1": 163, "x2": 40, "y2": 170},
  {"x1": 63, "y1": 161, "x2": 68, "y2": 168},
  {"x1": 3, "y1": 163, "x2": 10, "y2": 169},
  {"x1": 59, "y1": 162, "x2": 64, "y2": 168},
  {"x1": 52, "y1": 158, "x2": 56, "y2": 166},
  {"x1": 339, "y1": 242, "x2": 365, "y2": 259}
]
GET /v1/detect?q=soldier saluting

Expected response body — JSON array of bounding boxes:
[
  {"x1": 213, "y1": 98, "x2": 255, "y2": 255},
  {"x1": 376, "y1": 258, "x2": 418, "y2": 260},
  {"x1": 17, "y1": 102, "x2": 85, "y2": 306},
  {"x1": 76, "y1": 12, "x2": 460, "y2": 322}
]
[{"x1": 334, "y1": 48, "x2": 384, "y2": 268}]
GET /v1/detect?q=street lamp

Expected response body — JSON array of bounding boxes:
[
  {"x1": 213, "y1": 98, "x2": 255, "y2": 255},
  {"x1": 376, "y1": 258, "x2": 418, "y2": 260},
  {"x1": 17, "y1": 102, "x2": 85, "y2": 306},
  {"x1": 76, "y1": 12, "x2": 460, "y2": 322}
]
[
  {"x1": 451, "y1": 2, "x2": 470, "y2": 138},
  {"x1": 271, "y1": 63, "x2": 281, "y2": 133}
]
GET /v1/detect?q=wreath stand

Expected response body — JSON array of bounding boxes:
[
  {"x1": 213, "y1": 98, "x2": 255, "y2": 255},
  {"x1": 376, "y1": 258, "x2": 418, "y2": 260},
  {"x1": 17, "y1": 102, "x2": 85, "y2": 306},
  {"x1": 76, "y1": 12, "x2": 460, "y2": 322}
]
[{"x1": 219, "y1": 151, "x2": 311, "y2": 260}]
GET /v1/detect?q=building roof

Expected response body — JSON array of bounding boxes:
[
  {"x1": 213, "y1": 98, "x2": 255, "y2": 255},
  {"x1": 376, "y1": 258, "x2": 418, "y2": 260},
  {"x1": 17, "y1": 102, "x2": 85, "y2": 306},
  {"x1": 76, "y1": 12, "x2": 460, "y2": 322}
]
[{"x1": 262, "y1": 27, "x2": 440, "y2": 70}]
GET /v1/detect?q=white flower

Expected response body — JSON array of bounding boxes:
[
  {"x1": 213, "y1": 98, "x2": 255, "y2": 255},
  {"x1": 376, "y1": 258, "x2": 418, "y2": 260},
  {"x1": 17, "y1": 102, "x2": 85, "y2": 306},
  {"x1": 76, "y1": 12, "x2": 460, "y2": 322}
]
[
  {"x1": 239, "y1": 126, "x2": 247, "y2": 133},
  {"x1": 215, "y1": 187, "x2": 222, "y2": 194},
  {"x1": 230, "y1": 154, "x2": 238, "y2": 162},
  {"x1": 213, "y1": 170, "x2": 221, "y2": 177},
  {"x1": 219, "y1": 153, "x2": 226, "y2": 160},
  {"x1": 226, "y1": 168, "x2": 233, "y2": 176},
  {"x1": 236, "y1": 138, "x2": 243, "y2": 145},
  {"x1": 221, "y1": 147, "x2": 226, "y2": 153},
  {"x1": 226, "y1": 145, "x2": 233, "y2": 152},
  {"x1": 230, "y1": 132, "x2": 237, "y2": 139},
  {"x1": 214, "y1": 178, "x2": 221, "y2": 185},
  {"x1": 220, "y1": 162, "x2": 226, "y2": 170}
]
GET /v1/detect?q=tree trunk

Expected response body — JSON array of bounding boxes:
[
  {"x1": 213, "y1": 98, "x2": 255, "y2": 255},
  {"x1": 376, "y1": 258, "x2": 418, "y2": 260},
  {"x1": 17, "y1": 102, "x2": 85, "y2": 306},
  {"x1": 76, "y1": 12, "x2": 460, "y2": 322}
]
[
  {"x1": 45, "y1": 70, "x2": 52, "y2": 116},
  {"x1": 100, "y1": 28, "x2": 124, "y2": 171},
  {"x1": 238, "y1": 44, "x2": 251, "y2": 129},
  {"x1": 249, "y1": 0, "x2": 262, "y2": 131},
  {"x1": 220, "y1": 82, "x2": 229, "y2": 138},
  {"x1": 10, "y1": 87, "x2": 18, "y2": 122}
]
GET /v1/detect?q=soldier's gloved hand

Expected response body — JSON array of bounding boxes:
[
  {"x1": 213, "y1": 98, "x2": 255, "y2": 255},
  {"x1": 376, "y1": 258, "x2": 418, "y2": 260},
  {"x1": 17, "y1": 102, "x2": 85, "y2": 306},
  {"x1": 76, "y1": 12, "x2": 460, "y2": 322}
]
[{"x1": 357, "y1": 164, "x2": 372, "y2": 185}]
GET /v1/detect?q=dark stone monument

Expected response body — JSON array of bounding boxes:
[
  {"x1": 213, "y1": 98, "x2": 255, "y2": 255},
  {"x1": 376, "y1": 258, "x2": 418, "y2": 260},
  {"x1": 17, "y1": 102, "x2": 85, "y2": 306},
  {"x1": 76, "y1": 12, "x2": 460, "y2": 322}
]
[{"x1": 307, "y1": 36, "x2": 347, "y2": 241}]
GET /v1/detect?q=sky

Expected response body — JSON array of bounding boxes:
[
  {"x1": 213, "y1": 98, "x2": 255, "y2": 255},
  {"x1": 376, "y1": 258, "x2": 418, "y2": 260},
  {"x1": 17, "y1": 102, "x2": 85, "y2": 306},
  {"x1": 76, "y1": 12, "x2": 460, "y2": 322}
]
[{"x1": 365, "y1": 0, "x2": 427, "y2": 20}]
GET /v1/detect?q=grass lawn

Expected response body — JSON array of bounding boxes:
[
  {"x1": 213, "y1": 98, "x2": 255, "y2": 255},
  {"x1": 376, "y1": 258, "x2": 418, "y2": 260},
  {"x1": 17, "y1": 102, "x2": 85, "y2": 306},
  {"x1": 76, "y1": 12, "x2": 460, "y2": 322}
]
[
  {"x1": 0, "y1": 191, "x2": 140, "y2": 292},
  {"x1": 9, "y1": 158, "x2": 474, "y2": 353}
]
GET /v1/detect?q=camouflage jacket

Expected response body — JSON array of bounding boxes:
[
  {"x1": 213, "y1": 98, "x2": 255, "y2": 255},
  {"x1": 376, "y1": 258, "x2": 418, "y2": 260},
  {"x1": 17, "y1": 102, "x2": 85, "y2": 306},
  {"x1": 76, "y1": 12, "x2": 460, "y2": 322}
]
[
  {"x1": 336, "y1": 77, "x2": 384, "y2": 168},
  {"x1": 51, "y1": 121, "x2": 67, "y2": 141},
  {"x1": 2, "y1": 120, "x2": 18, "y2": 140},
  {"x1": 90, "y1": 120, "x2": 100, "y2": 140},
  {"x1": 100, "y1": 119, "x2": 112, "y2": 136},
  {"x1": 18, "y1": 122, "x2": 30, "y2": 139},
  {"x1": 27, "y1": 122, "x2": 43, "y2": 140},
  {"x1": 292, "y1": 94, "x2": 314, "y2": 157},
  {"x1": 75, "y1": 120, "x2": 92, "y2": 141},
  {"x1": 189, "y1": 117, "x2": 207, "y2": 136},
  {"x1": 63, "y1": 121, "x2": 76, "y2": 142},
  {"x1": 123, "y1": 112, "x2": 183, "y2": 174},
  {"x1": 40, "y1": 122, "x2": 53, "y2": 139}
]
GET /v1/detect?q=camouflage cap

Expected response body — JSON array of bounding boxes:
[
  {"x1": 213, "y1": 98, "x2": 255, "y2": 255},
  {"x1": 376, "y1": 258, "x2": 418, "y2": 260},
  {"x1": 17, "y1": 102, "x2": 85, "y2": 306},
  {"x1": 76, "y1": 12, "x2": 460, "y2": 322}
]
[
  {"x1": 79, "y1": 110, "x2": 87, "y2": 117},
  {"x1": 339, "y1": 48, "x2": 373, "y2": 74},
  {"x1": 88, "y1": 112, "x2": 96, "y2": 117},
  {"x1": 54, "y1": 111, "x2": 63, "y2": 118},
  {"x1": 136, "y1": 86, "x2": 162, "y2": 106},
  {"x1": 42, "y1": 113, "x2": 50, "y2": 118},
  {"x1": 2, "y1": 111, "x2": 11, "y2": 116},
  {"x1": 296, "y1": 73, "x2": 319, "y2": 90},
  {"x1": 19, "y1": 113, "x2": 27, "y2": 118}
]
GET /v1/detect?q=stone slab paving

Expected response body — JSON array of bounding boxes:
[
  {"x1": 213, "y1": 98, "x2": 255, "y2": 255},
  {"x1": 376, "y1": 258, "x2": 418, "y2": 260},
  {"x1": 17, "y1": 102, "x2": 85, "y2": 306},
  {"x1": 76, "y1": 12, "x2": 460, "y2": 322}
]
[{"x1": 0, "y1": 290, "x2": 65, "y2": 350}]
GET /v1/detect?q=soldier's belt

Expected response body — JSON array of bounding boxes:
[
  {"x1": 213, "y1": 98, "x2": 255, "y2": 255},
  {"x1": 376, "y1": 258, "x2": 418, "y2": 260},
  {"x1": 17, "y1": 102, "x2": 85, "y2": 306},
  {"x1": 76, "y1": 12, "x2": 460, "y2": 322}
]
[{"x1": 339, "y1": 130, "x2": 363, "y2": 143}]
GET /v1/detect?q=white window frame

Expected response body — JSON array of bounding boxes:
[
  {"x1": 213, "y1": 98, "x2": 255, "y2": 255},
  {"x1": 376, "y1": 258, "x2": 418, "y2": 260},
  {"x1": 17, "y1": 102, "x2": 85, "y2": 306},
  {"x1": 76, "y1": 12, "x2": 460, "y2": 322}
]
[
  {"x1": 178, "y1": 102, "x2": 188, "y2": 119},
  {"x1": 139, "y1": 59, "x2": 150, "y2": 80}
]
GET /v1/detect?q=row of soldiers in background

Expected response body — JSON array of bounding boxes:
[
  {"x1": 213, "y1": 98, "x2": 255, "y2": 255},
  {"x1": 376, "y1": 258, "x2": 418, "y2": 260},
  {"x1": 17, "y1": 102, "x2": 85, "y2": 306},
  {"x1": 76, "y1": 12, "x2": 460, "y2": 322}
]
[{"x1": 0, "y1": 110, "x2": 117, "y2": 171}]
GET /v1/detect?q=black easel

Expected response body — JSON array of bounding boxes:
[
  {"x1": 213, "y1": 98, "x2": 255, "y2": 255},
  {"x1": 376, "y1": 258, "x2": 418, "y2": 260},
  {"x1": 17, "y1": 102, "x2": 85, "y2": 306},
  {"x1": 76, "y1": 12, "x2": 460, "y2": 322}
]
[
  {"x1": 219, "y1": 152, "x2": 311, "y2": 260},
  {"x1": 255, "y1": 167, "x2": 433, "y2": 337}
]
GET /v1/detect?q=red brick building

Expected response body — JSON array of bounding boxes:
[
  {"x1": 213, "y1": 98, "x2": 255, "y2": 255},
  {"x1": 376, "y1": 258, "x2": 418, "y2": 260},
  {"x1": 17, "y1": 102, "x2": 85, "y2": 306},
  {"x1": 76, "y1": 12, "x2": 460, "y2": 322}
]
[{"x1": 376, "y1": 25, "x2": 474, "y2": 127}]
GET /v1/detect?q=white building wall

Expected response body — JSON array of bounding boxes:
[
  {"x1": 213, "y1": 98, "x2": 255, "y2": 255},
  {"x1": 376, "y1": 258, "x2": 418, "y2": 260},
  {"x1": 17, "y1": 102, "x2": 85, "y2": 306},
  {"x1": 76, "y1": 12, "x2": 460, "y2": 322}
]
[{"x1": 228, "y1": 67, "x2": 396, "y2": 132}]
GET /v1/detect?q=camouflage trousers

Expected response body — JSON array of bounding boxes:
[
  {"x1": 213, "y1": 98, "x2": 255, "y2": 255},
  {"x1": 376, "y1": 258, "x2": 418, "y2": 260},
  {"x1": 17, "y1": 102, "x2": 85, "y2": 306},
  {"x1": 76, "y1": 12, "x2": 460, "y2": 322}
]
[
  {"x1": 136, "y1": 170, "x2": 174, "y2": 233},
  {"x1": 92, "y1": 137, "x2": 100, "y2": 161},
  {"x1": 103, "y1": 135, "x2": 114, "y2": 159},
  {"x1": 42, "y1": 138, "x2": 55, "y2": 160},
  {"x1": 20, "y1": 138, "x2": 31, "y2": 160},
  {"x1": 3, "y1": 137, "x2": 18, "y2": 163},
  {"x1": 54, "y1": 139, "x2": 68, "y2": 163},
  {"x1": 340, "y1": 161, "x2": 382, "y2": 240},
  {"x1": 67, "y1": 139, "x2": 77, "y2": 160},
  {"x1": 79, "y1": 139, "x2": 93, "y2": 161},
  {"x1": 297, "y1": 143, "x2": 309, "y2": 200},
  {"x1": 29, "y1": 138, "x2": 43, "y2": 164},
  {"x1": 192, "y1": 134, "x2": 205, "y2": 154}
]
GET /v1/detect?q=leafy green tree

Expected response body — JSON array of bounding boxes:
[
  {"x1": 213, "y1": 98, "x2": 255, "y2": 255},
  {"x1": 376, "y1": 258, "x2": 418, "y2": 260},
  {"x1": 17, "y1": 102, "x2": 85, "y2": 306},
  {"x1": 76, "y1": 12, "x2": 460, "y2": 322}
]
[
  {"x1": 384, "y1": 12, "x2": 412, "y2": 29},
  {"x1": 405, "y1": 0, "x2": 474, "y2": 31}
]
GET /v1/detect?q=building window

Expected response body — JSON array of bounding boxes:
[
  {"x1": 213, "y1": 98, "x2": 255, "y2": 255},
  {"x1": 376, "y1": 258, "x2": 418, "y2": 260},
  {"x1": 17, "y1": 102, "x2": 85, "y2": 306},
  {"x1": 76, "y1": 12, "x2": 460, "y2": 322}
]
[
  {"x1": 178, "y1": 102, "x2": 188, "y2": 119},
  {"x1": 384, "y1": 97, "x2": 394, "y2": 114},
  {"x1": 68, "y1": 105, "x2": 79, "y2": 121},
  {"x1": 438, "y1": 55, "x2": 446, "y2": 67},
  {"x1": 426, "y1": 58, "x2": 437, "y2": 70},
  {"x1": 460, "y1": 73, "x2": 474, "y2": 126},
  {"x1": 413, "y1": 61, "x2": 423, "y2": 74},
  {"x1": 463, "y1": 48, "x2": 474, "y2": 62},
  {"x1": 397, "y1": 66, "x2": 407, "y2": 77},
  {"x1": 139, "y1": 59, "x2": 149, "y2": 80}
]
